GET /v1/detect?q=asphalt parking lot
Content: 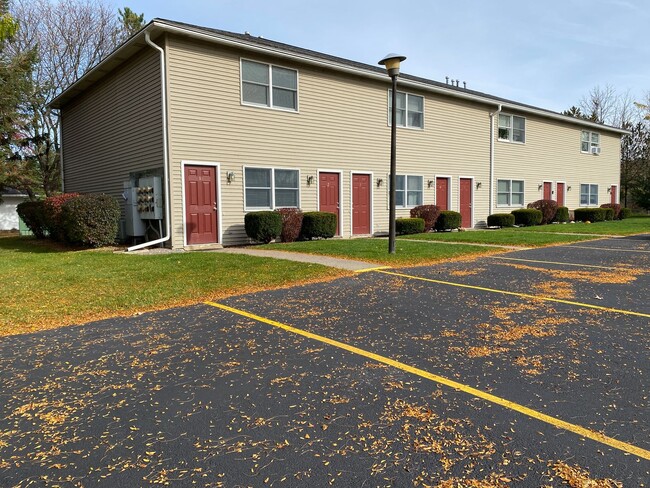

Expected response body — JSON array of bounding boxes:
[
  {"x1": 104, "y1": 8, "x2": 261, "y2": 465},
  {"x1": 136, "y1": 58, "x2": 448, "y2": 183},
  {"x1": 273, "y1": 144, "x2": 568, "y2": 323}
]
[{"x1": 1, "y1": 235, "x2": 648, "y2": 487}]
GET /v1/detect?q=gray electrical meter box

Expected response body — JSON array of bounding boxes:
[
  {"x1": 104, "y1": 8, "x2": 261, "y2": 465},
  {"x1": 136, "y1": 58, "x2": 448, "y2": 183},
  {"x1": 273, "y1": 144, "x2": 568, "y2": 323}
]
[
  {"x1": 123, "y1": 180, "x2": 146, "y2": 237},
  {"x1": 136, "y1": 176, "x2": 163, "y2": 220}
]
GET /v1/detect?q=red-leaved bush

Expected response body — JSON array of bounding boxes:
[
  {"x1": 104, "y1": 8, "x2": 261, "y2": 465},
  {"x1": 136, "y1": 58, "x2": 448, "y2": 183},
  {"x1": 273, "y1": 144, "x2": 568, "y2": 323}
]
[
  {"x1": 409, "y1": 205, "x2": 441, "y2": 231},
  {"x1": 600, "y1": 203, "x2": 622, "y2": 219},
  {"x1": 527, "y1": 199, "x2": 558, "y2": 225},
  {"x1": 276, "y1": 208, "x2": 304, "y2": 242},
  {"x1": 44, "y1": 193, "x2": 80, "y2": 240}
]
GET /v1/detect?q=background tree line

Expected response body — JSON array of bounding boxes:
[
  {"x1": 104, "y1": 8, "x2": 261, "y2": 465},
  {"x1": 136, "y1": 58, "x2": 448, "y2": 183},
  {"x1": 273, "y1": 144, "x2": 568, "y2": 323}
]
[{"x1": 0, "y1": 0, "x2": 144, "y2": 201}]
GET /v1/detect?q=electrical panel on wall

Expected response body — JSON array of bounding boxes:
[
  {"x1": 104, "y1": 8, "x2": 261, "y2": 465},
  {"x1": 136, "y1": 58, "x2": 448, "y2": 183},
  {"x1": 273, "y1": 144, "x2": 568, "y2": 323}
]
[{"x1": 136, "y1": 176, "x2": 163, "y2": 220}]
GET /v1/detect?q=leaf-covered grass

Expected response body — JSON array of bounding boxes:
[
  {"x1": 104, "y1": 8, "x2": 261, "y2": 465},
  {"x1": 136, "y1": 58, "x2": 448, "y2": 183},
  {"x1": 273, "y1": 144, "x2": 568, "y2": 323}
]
[
  {"x1": 0, "y1": 237, "x2": 345, "y2": 336},
  {"x1": 399, "y1": 217, "x2": 650, "y2": 246},
  {"x1": 513, "y1": 216, "x2": 650, "y2": 235},
  {"x1": 262, "y1": 238, "x2": 504, "y2": 265}
]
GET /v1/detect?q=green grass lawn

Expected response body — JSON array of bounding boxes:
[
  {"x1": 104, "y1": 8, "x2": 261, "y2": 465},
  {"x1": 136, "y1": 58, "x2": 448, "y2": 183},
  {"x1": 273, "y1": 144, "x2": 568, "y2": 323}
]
[
  {"x1": 514, "y1": 216, "x2": 650, "y2": 235},
  {"x1": 262, "y1": 238, "x2": 504, "y2": 265},
  {"x1": 0, "y1": 236, "x2": 344, "y2": 336}
]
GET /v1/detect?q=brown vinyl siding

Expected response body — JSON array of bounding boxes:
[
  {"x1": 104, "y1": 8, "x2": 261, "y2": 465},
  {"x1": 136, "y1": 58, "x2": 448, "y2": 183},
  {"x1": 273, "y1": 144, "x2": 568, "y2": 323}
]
[{"x1": 60, "y1": 48, "x2": 163, "y2": 203}]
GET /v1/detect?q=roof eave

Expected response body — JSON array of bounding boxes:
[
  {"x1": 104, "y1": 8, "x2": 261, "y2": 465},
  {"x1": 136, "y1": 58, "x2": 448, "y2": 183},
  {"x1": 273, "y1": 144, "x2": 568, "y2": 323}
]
[{"x1": 50, "y1": 19, "x2": 630, "y2": 136}]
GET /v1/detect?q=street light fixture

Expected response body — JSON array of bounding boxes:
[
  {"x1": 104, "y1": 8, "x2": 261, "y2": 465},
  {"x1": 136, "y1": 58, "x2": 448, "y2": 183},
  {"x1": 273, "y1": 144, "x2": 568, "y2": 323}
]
[{"x1": 378, "y1": 53, "x2": 406, "y2": 254}]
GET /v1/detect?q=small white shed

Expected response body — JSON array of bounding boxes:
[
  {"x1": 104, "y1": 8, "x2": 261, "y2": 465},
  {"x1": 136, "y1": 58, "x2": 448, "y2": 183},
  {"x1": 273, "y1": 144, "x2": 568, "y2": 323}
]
[{"x1": 0, "y1": 189, "x2": 29, "y2": 231}]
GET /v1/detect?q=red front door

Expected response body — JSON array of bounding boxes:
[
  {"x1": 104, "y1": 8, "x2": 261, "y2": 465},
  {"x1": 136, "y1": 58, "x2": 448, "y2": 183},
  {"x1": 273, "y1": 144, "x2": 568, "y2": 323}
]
[
  {"x1": 319, "y1": 172, "x2": 340, "y2": 235},
  {"x1": 352, "y1": 173, "x2": 371, "y2": 235},
  {"x1": 543, "y1": 181, "x2": 552, "y2": 200},
  {"x1": 459, "y1": 178, "x2": 472, "y2": 228},
  {"x1": 556, "y1": 182, "x2": 565, "y2": 206},
  {"x1": 436, "y1": 177, "x2": 449, "y2": 210},
  {"x1": 610, "y1": 185, "x2": 618, "y2": 205},
  {"x1": 184, "y1": 165, "x2": 218, "y2": 245}
]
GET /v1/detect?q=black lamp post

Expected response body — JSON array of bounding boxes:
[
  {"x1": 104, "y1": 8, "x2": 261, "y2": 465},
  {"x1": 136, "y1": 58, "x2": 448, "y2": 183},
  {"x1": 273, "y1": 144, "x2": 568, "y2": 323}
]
[{"x1": 378, "y1": 53, "x2": 406, "y2": 254}]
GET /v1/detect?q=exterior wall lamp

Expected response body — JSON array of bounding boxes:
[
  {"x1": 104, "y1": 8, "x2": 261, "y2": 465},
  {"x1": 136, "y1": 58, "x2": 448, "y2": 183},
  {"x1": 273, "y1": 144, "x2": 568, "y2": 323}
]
[
  {"x1": 376, "y1": 178, "x2": 384, "y2": 187},
  {"x1": 427, "y1": 180, "x2": 434, "y2": 188},
  {"x1": 567, "y1": 186, "x2": 572, "y2": 191},
  {"x1": 378, "y1": 53, "x2": 406, "y2": 254},
  {"x1": 226, "y1": 171, "x2": 235, "y2": 183},
  {"x1": 476, "y1": 182, "x2": 482, "y2": 189},
  {"x1": 538, "y1": 184, "x2": 543, "y2": 191},
  {"x1": 306, "y1": 175, "x2": 315, "y2": 186}
]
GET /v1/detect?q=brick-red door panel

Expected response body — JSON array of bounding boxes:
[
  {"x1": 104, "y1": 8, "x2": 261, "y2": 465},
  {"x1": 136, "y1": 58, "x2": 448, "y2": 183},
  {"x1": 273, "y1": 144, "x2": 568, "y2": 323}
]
[
  {"x1": 543, "y1": 181, "x2": 552, "y2": 200},
  {"x1": 611, "y1": 185, "x2": 618, "y2": 205},
  {"x1": 459, "y1": 178, "x2": 472, "y2": 228},
  {"x1": 184, "y1": 165, "x2": 217, "y2": 245},
  {"x1": 556, "y1": 182, "x2": 565, "y2": 206},
  {"x1": 436, "y1": 177, "x2": 449, "y2": 210},
  {"x1": 319, "y1": 172, "x2": 340, "y2": 235},
  {"x1": 352, "y1": 174, "x2": 370, "y2": 235}
]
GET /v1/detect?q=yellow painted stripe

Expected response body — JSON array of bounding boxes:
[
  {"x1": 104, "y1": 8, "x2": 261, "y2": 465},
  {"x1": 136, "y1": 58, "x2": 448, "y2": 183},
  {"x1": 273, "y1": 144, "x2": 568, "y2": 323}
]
[
  {"x1": 205, "y1": 300, "x2": 650, "y2": 461},
  {"x1": 376, "y1": 270, "x2": 650, "y2": 318},
  {"x1": 569, "y1": 245, "x2": 650, "y2": 254},
  {"x1": 489, "y1": 256, "x2": 620, "y2": 270},
  {"x1": 354, "y1": 266, "x2": 392, "y2": 273}
]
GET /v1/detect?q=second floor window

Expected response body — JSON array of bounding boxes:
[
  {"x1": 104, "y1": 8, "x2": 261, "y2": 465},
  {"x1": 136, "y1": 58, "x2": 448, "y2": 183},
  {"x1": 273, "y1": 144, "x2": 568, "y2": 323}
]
[
  {"x1": 498, "y1": 114, "x2": 526, "y2": 143},
  {"x1": 581, "y1": 131, "x2": 600, "y2": 154},
  {"x1": 389, "y1": 91, "x2": 424, "y2": 129},
  {"x1": 241, "y1": 60, "x2": 298, "y2": 111}
]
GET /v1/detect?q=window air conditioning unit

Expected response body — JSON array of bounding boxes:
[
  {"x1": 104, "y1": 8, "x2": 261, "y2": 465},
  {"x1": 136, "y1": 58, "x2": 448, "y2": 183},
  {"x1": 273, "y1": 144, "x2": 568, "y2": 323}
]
[{"x1": 591, "y1": 147, "x2": 601, "y2": 155}]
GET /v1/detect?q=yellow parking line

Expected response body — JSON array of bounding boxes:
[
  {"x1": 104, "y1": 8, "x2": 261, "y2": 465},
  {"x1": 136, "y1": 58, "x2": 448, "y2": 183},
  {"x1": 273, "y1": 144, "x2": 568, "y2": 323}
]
[
  {"x1": 376, "y1": 270, "x2": 650, "y2": 318},
  {"x1": 354, "y1": 266, "x2": 392, "y2": 273},
  {"x1": 204, "y1": 301, "x2": 650, "y2": 461},
  {"x1": 489, "y1": 256, "x2": 619, "y2": 270}
]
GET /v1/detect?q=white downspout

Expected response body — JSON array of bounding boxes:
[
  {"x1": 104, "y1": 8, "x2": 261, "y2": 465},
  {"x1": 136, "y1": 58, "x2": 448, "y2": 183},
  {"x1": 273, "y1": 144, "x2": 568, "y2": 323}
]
[
  {"x1": 128, "y1": 31, "x2": 171, "y2": 251},
  {"x1": 488, "y1": 104, "x2": 502, "y2": 216}
]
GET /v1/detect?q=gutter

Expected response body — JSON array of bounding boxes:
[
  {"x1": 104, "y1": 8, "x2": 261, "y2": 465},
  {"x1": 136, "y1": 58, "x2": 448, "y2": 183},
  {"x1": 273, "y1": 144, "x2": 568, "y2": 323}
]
[
  {"x1": 127, "y1": 32, "x2": 171, "y2": 252},
  {"x1": 488, "y1": 104, "x2": 502, "y2": 216}
]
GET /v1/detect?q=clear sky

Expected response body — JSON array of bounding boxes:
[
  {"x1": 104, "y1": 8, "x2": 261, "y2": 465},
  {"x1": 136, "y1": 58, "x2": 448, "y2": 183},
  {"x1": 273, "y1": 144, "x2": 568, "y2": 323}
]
[{"x1": 125, "y1": 0, "x2": 650, "y2": 114}]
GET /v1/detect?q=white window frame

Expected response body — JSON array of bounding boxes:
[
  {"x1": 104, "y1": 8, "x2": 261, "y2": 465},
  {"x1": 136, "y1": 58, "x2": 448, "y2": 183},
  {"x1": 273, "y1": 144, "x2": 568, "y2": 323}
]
[
  {"x1": 581, "y1": 130, "x2": 600, "y2": 154},
  {"x1": 244, "y1": 166, "x2": 301, "y2": 210},
  {"x1": 579, "y1": 183, "x2": 599, "y2": 206},
  {"x1": 240, "y1": 58, "x2": 299, "y2": 112},
  {"x1": 388, "y1": 90, "x2": 424, "y2": 129},
  {"x1": 394, "y1": 174, "x2": 424, "y2": 208},
  {"x1": 496, "y1": 178, "x2": 525, "y2": 207},
  {"x1": 498, "y1": 114, "x2": 526, "y2": 143}
]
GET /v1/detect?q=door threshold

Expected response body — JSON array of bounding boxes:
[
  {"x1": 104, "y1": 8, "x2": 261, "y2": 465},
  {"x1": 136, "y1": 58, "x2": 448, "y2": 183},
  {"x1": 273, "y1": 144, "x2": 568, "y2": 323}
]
[{"x1": 185, "y1": 243, "x2": 223, "y2": 251}]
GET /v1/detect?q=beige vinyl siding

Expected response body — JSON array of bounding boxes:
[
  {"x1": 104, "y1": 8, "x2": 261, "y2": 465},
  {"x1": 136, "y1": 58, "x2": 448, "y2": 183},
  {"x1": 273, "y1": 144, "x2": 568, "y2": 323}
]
[
  {"x1": 494, "y1": 113, "x2": 621, "y2": 210},
  {"x1": 166, "y1": 36, "x2": 495, "y2": 247},
  {"x1": 61, "y1": 48, "x2": 163, "y2": 205}
]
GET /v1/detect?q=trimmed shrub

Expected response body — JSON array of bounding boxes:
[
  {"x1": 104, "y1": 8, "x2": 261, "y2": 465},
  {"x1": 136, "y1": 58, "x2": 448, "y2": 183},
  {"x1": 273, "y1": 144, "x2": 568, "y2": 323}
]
[
  {"x1": 573, "y1": 207, "x2": 609, "y2": 222},
  {"x1": 511, "y1": 208, "x2": 543, "y2": 226},
  {"x1": 44, "y1": 193, "x2": 80, "y2": 241},
  {"x1": 396, "y1": 217, "x2": 425, "y2": 235},
  {"x1": 16, "y1": 201, "x2": 47, "y2": 238},
  {"x1": 61, "y1": 194, "x2": 121, "y2": 247},
  {"x1": 604, "y1": 207, "x2": 615, "y2": 221},
  {"x1": 435, "y1": 210, "x2": 462, "y2": 231},
  {"x1": 555, "y1": 206, "x2": 570, "y2": 223},
  {"x1": 620, "y1": 207, "x2": 632, "y2": 219},
  {"x1": 276, "y1": 208, "x2": 303, "y2": 243},
  {"x1": 409, "y1": 205, "x2": 441, "y2": 232},
  {"x1": 600, "y1": 203, "x2": 622, "y2": 220},
  {"x1": 527, "y1": 199, "x2": 558, "y2": 225},
  {"x1": 301, "y1": 211, "x2": 337, "y2": 240},
  {"x1": 244, "y1": 211, "x2": 282, "y2": 243},
  {"x1": 487, "y1": 213, "x2": 515, "y2": 228}
]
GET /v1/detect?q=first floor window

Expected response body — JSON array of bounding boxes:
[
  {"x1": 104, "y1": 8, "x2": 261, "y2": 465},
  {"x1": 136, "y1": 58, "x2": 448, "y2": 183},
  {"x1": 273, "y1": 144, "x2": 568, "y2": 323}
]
[
  {"x1": 241, "y1": 60, "x2": 298, "y2": 110},
  {"x1": 395, "y1": 175, "x2": 423, "y2": 207},
  {"x1": 497, "y1": 179, "x2": 524, "y2": 206},
  {"x1": 581, "y1": 131, "x2": 600, "y2": 153},
  {"x1": 389, "y1": 91, "x2": 424, "y2": 129},
  {"x1": 580, "y1": 184, "x2": 598, "y2": 205},
  {"x1": 498, "y1": 114, "x2": 526, "y2": 143},
  {"x1": 245, "y1": 167, "x2": 299, "y2": 209}
]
